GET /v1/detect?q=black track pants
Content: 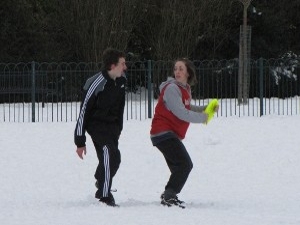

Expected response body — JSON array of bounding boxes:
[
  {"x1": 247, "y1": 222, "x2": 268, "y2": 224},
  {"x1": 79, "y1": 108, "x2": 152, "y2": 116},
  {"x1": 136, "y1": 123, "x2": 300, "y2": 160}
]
[
  {"x1": 92, "y1": 138, "x2": 121, "y2": 199},
  {"x1": 155, "y1": 138, "x2": 193, "y2": 194}
]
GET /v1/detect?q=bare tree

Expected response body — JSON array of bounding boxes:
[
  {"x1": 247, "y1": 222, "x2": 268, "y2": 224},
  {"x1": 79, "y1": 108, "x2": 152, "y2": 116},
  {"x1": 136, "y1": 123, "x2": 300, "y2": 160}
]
[
  {"x1": 139, "y1": 0, "x2": 239, "y2": 60},
  {"x1": 141, "y1": 0, "x2": 204, "y2": 60},
  {"x1": 70, "y1": 0, "x2": 142, "y2": 61},
  {"x1": 198, "y1": 0, "x2": 239, "y2": 57}
]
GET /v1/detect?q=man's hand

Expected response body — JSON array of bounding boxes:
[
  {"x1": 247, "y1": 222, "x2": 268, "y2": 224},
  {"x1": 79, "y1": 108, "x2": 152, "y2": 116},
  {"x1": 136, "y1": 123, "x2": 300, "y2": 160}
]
[{"x1": 76, "y1": 146, "x2": 86, "y2": 160}]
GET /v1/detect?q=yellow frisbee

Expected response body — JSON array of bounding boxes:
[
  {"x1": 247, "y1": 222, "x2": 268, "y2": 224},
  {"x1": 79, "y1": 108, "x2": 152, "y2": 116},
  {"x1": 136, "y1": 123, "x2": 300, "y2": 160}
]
[{"x1": 204, "y1": 99, "x2": 219, "y2": 123}]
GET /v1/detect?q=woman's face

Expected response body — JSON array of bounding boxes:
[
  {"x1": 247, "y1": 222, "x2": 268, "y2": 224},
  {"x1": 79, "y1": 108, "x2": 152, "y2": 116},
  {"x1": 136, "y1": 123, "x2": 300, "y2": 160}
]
[{"x1": 174, "y1": 61, "x2": 188, "y2": 85}]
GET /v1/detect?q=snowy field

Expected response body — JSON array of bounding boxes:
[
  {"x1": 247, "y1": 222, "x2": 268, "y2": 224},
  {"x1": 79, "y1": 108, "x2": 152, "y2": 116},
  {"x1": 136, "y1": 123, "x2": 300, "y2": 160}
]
[{"x1": 1, "y1": 113, "x2": 300, "y2": 225}]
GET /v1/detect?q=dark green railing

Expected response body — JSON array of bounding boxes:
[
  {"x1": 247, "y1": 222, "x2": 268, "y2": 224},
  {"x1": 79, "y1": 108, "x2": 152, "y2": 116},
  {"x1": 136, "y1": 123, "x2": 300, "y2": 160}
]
[{"x1": 0, "y1": 58, "x2": 299, "y2": 122}]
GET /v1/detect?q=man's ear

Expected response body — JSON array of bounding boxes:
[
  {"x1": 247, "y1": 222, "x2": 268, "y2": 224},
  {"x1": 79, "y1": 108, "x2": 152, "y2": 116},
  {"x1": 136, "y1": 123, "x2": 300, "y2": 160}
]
[{"x1": 110, "y1": 64, "x2": 116, "y2": 70}]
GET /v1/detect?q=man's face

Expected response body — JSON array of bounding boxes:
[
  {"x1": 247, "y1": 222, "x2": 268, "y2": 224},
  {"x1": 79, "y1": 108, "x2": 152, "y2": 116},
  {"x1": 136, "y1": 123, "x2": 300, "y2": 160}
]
[{"x1": 111, "y1": 57, "x2": 127, "y2": 78}]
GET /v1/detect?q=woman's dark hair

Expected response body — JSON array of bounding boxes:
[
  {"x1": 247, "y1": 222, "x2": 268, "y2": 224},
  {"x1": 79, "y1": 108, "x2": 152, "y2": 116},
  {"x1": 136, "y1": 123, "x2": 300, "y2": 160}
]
[
  {"x1": 102, "y1": 48, "x2": 126, "y2": 71},
  {"x1": 175, "y1": 58, "x2": 197, "y2": 86}
]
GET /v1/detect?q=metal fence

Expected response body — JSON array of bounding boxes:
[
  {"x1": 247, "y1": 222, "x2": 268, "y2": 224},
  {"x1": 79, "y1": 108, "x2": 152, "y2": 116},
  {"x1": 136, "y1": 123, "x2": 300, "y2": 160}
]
[{"x1": 0, "y1": 58, "x2": 299, "y2": 122}]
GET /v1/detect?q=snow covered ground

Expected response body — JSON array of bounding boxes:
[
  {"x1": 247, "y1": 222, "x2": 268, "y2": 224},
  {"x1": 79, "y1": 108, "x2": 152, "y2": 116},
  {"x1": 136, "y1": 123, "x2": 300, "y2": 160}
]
[{"x1": 1, "y1": 113, "x2": 300, "y2": 224}]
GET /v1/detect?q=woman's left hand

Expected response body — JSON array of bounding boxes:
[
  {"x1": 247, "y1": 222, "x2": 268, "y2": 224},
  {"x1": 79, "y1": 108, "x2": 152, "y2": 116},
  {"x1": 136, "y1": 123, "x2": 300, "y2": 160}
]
[{"x1": 214, "y1": 105, "x2": 219, "y2": 112}]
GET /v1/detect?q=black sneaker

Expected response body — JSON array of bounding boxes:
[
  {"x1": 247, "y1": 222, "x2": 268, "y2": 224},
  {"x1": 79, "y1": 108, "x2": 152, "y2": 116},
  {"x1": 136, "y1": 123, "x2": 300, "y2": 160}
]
[
  {"x1": 99, "y1": 192, "x2": 119, "y2": 207},
  {"x1": 160, "y1": 193, "x2": 164, "y2": 200},
  {"x1": 95, "y1": 181, "x2": 119, "y2": 207},
  {"x1": 161, "y1": 193, "x2": 185, "y2": 208}
]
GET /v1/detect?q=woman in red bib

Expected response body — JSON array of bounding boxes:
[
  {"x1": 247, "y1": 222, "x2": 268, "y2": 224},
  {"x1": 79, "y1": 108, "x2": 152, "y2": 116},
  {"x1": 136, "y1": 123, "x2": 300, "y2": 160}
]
[{"x1": 150, "y1": 58, "x2": 218, "y2": 207}]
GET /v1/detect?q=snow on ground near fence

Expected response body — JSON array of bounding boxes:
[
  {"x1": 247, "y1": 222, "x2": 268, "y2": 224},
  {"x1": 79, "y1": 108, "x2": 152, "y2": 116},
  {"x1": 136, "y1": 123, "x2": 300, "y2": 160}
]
[
  {"x1": 1, "y1": 96, "x2": 300, "y2": 122},
  {"x1": 0, "y1": 114, "x2": 300, "y2": 225}
]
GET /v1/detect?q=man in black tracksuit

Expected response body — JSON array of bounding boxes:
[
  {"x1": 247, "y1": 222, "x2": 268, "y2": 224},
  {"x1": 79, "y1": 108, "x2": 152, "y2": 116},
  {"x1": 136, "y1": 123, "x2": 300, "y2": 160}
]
[{"x1": 74, "y1": 48, "x2": 127, "y2": 207}]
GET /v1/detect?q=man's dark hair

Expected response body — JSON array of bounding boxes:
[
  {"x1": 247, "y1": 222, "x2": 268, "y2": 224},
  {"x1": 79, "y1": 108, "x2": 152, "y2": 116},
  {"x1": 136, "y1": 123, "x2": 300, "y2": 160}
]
[{"x1": 102, "y1": 48, "x2": 126, "y2": 71}]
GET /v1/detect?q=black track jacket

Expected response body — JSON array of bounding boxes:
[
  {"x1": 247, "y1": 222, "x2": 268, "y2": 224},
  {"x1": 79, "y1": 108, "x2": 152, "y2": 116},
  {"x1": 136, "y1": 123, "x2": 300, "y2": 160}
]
[{"x1": 74, "y1": 70, "x2": 126, "y2": 148}]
